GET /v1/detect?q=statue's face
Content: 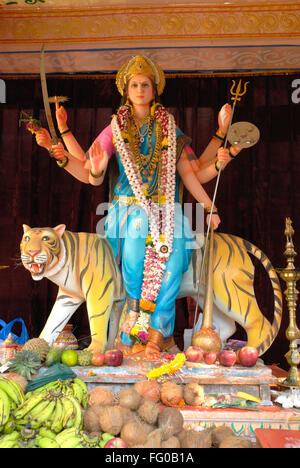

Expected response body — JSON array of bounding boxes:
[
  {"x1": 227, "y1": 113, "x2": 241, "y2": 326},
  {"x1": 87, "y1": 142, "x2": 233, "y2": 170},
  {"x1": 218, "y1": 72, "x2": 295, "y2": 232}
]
[{"x1": 127, "y1": 74, "x2": 155, "y2": 108}]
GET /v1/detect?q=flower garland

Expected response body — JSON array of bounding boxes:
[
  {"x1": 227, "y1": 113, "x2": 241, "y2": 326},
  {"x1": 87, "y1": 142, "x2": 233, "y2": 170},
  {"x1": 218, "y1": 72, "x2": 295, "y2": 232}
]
[
  {"x1": 111, "y1": 102, "x2": 177, "y2": 345},
  {"x1": 147, "y1": 353, "x2": 186, "y2": 380}
]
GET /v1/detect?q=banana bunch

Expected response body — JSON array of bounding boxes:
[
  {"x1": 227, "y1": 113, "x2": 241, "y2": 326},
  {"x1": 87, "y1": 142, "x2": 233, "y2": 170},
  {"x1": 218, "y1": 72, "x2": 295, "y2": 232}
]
[
  {"x1": 0, "y1": 377, "x2": 25, "y2": 432},
  {"x1": 55, "y1": 427, "x2": 102, "y2": 448},
  {"x1": 13, "y1": 389, "x2": 83, "y2": 433},
  {"x1": 0, "y1": 427, "x2": 60, "y2": 448},
  {"x1": 26, "y1": 377, "x2": 89, "y2": 408}
]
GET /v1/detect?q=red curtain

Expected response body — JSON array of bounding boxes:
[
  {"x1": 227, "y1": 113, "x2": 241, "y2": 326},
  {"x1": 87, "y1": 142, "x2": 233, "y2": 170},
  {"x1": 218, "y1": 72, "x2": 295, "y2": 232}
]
[{"x1": 0, "y1": 74, "x2": 299, "y2": 369}]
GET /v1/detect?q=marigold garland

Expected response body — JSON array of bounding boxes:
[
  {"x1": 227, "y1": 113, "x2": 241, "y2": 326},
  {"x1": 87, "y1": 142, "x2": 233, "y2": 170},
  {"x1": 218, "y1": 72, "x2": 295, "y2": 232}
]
[{"x1": 147, "y1": 353, "x2": 186, "y2": 380}]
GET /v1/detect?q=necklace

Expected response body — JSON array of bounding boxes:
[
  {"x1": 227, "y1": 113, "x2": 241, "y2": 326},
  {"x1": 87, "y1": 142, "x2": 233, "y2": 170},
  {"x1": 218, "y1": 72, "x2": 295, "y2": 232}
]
[
  {"x1": 134, "y1": 117, "x2": 150, "y2": 143},
  {"x1": 111, "y1": 102, "x2": 177, "y2": 346}
]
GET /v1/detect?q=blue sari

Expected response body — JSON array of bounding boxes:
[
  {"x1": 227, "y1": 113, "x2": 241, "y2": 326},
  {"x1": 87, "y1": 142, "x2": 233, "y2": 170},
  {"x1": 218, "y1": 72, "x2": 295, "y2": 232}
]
[{"x1": 105, "y1": 121, "x2": 194, "y2": 345}]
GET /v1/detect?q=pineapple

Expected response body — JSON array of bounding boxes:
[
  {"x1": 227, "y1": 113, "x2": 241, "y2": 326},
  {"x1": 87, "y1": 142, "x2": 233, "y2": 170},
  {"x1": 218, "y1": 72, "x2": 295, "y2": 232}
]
[
  {"x1": 9, "y1": 349, "x2": 41, "y2": 380},
  {"x1": 22, "y1": 338, "x2": 50, "y2": 362}
]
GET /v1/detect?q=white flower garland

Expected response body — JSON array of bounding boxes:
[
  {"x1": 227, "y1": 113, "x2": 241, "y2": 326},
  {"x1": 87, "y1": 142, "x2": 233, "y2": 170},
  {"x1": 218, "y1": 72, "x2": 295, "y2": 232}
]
[
  {"x1": 111, "y1": 105, "x2": 177, "y2": 259},
  {"x1": 111, "y1": 104, "x2": 177, "y2": 345}
]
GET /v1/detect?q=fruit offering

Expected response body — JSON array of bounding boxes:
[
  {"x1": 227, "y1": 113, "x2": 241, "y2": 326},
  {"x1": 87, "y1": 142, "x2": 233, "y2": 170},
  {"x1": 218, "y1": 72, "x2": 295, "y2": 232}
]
[{"x1": 0, "y1": 377, "x2": 25, "y2": 432}]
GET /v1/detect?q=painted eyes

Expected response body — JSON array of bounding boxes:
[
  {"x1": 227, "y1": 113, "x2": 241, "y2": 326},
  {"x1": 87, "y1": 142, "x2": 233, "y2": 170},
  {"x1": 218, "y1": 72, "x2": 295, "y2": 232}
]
[
  {"x1": 23, "y1": 234, "x2": 50, "y2": 242},
  {"x1": 130, "y1": 82, "x2": 150, "y2": 88}
]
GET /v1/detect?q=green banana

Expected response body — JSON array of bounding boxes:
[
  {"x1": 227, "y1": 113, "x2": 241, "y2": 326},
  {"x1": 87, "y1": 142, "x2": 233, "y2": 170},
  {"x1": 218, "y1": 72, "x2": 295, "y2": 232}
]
[
  {"x1": 0, "y1": 439, "x2": 18, "y2": 448},
  {"x1": 60, "y1": 434, "x2": 82, "y2": 448},
  {"x1": 1, "y1": 417, "x2": 16, "y2": 434},
  {"x1": 0, "y1": 430, "x2": 19, "y2": 443},
  {"x1": 65, "y1": 394, "x2": 83, "y2": 429},
  {"x1": 0, "y1": 387, "x2": 11, "y2": 428},
  {"x1": 37, "y1": 436, "x2": 61, "y2": 448},
  {"x1": 38, "y1": 427, "x2": 57, "y2": 440},
  {"x1": 13, "y1": 391, "x2": 46, "y2": 420},
  {"x1": 25, "y1": 396, "x2": 53, "y2": 422},
  {"x1": 71, "y1": 380, "x2": 84, "y2": 404},
  {"x1": 80, "y1": 431, "x2": 101, "y2": 448},
  {"x1": 55, "y1": 427, "x2": 78, "y2": 446},
  {"x1": 5, "y1": 378, "x2": 25, "y2": 404},
  {"x1": 0, "y1": 377, "x2": 25, "y2": 406},
  {"x1": 73, "y1": 377, "x2": 89, "y2": 408},
  {"x1": 17, "y1": 438, "x2": 37, "y2": 448},
  {"x1": 50, "y1": 398, "x2": 64, "y2": 434},
  {"x1": 61, "y1": 395, "x2": 76, "y2": 429},
  {"x1": 42, "y1": 399, "x2": 58, "y2": 429},
  {"x1": 73, "y1": 378, "x2": 88, "y2": 395}
]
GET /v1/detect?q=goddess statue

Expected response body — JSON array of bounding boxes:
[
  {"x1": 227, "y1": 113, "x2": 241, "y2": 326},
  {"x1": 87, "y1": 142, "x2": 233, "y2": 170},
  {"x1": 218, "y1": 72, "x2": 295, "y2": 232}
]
[{"x1": 36, "y1": 55, "x2": 241, "y2": 360}]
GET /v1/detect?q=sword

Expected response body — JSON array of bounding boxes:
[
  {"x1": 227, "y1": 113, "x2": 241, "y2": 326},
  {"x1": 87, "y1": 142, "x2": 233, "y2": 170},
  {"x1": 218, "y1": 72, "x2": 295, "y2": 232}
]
[{"x1": 40, "y1": 44, "x2": 60, "y2": 152}]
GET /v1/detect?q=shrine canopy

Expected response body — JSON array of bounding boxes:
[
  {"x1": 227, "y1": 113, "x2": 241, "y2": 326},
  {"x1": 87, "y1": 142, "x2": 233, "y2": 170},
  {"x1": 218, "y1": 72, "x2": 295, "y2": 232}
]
[{"x1": 0, "y1": 0, "x2": 300, "y2": 76}]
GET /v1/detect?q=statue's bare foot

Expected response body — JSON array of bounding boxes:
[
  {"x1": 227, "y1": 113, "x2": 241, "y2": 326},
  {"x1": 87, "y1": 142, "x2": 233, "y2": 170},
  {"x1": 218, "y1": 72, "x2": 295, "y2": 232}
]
[
  {"x1": 121, "y1": 311, "x2": 138, "y2": 335},
  {"x1": 144, "y1": 342, "x2": 161, "y2": 361}
]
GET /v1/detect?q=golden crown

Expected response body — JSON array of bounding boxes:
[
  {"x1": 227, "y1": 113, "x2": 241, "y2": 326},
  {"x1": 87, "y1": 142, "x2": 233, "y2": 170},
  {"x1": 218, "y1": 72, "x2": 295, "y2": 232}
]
[{"x1": 116, "y1": 55, "x2": 166, "y2": 96}]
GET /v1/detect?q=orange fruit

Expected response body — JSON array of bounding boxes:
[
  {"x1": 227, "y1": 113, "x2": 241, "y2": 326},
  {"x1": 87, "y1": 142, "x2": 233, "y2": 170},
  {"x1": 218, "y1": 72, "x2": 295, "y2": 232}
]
[{"x1": 61, "y1": 349, "x2": 78, "y2": 366}]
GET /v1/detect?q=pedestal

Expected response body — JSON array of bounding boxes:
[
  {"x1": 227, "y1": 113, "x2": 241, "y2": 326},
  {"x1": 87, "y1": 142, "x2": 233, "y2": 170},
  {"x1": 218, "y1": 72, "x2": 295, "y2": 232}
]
[
  {"x1": 71, "y1": 358, "x2": 300, "y2": 443},
  {"x1": 73, "y1": 357, "x2": 276, "y2": 403}
]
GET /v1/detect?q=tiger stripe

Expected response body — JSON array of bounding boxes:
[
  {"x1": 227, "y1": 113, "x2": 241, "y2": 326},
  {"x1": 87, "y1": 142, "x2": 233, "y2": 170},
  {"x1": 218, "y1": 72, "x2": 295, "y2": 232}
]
[
  {"x1": 20, "y1": 224, "x2": 123, "y2": 352},
  {"x1": 193, "y1": 232, "x2": 283, "y2": 356}
]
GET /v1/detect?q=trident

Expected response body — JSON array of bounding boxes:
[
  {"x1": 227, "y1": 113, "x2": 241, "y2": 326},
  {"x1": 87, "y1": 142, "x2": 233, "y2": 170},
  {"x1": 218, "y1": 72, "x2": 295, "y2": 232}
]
[{"x1": 192, "y1": 79, "x2": 249, "y2": 339}]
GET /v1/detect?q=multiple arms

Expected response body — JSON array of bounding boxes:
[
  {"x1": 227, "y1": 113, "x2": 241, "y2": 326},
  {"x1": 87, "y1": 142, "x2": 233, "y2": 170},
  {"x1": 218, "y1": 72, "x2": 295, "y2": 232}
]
[{"x1": 35, "y1": 102, "x2": 242, "y2": 228}]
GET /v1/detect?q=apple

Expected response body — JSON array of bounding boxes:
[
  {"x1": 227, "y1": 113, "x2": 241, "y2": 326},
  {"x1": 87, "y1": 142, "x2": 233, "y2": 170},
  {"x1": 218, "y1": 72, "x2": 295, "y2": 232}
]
[
  {"x1": 91, "y1": 352, "x2": 105, "y2": 366},
  {"x1": 237, "y1": 346, "x2": 258, "y2": 367},
  {"x1": 185, "y1": 346, "x2": 204, "y2": 363},
  {"x1": 104, "y1": 437, "x2": 127, "y2": 448},
  {"x1": 204, "y1": 351, "x2": 217, "y2": 365},
  {"x1": 104, "y1": 349, "x2": 123, "y2": 367},
  {"x1": 218, "y1": 349, "x2": 236, "y2": 367}
]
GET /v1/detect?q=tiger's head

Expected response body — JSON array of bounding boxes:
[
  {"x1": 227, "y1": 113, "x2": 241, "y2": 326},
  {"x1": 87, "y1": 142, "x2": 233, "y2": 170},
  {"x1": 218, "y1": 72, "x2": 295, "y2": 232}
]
[{"x1": 20, "y1": 224, "x2": 66, "y2": 281}]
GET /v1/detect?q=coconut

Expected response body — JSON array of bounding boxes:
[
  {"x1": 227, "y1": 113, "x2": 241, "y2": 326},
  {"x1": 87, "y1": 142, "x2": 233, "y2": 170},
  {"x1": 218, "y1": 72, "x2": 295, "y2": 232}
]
[
  {"x1": 144, "y1": 429, "x2": 163, "y2": 448},
  {"x1": 162, "y1": 436, "x2": 181, "y2": 448},
  {"x1": 98, "y1": 405, "x2": 124, "y2": 435},
  {"x1": 119, "y1": 387, "x2": 142, "y2": 410},
  {"x1": 83, "y1": 406, "x2": 102, "y2": 433},
  {"x1": 121, "y1": 421, "x2": 148, "y2": 447},
  {"x1": 137, "y1": 399, "x2": 159, "y2": 425},
  {"x1": 183, "y1": 383, "x2": 205, "y2": 406},
  {"x1": 157, "y1": 407, "x2": 184, "y2": 440},
  {"x1": 219, "y1": 436, "x2": 253, "y2": 448},
  {"x1": 211, "y1": 426, "x2": 236, "y2": 447},
  {"x1": 3, "y1": 373, "x2": 27, "y2": 392},
  {"x1": 139, "y1": 420, "x2": 156, "y2": 436},
  {"x1": 134, "y1": 380, "x2": 160, "y2": 402},
  {"x1": 181, "y1": 429, "x2": 212, "y2": 449},
  {"x1": 160, "y1": 381, "x2": 183, "y2": 407},
  {"x1": 88, "y1": 386, "x2": 115, "y2": 407},
  {"x1": 119, "y1": 406, "x2": 135, "y2": 425}
]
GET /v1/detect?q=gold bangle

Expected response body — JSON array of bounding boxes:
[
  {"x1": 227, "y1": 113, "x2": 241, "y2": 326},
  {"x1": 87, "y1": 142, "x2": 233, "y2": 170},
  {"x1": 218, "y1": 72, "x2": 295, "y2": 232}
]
[
  {"x1": 204, "y1": 204, "x2": 218, "y2": 214},
  {"x1": 214, "y1": 160, "x2": 220, "y2": 172},
  {"x1": 90, "y1": 168, "x2": 104, "y2": 178},
  {"x1": 60, "y1": 129, "x2": 72, "y2": 137},
  {"x1": 56, "y1": 156, "x2": 69, "y2": 168},
  {"x1": 215, "y1": 128, "x2": 226, "y2": 139},
  {"x1": 229, "y1": 146, "x2": 239, "y2": 158}
]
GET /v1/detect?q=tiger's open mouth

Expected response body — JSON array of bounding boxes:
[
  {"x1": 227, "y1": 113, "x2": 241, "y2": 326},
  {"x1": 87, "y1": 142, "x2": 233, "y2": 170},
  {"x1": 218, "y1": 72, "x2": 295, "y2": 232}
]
[{"x1": 28, "y1": 262, "x2": 46, "y2": 276}]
